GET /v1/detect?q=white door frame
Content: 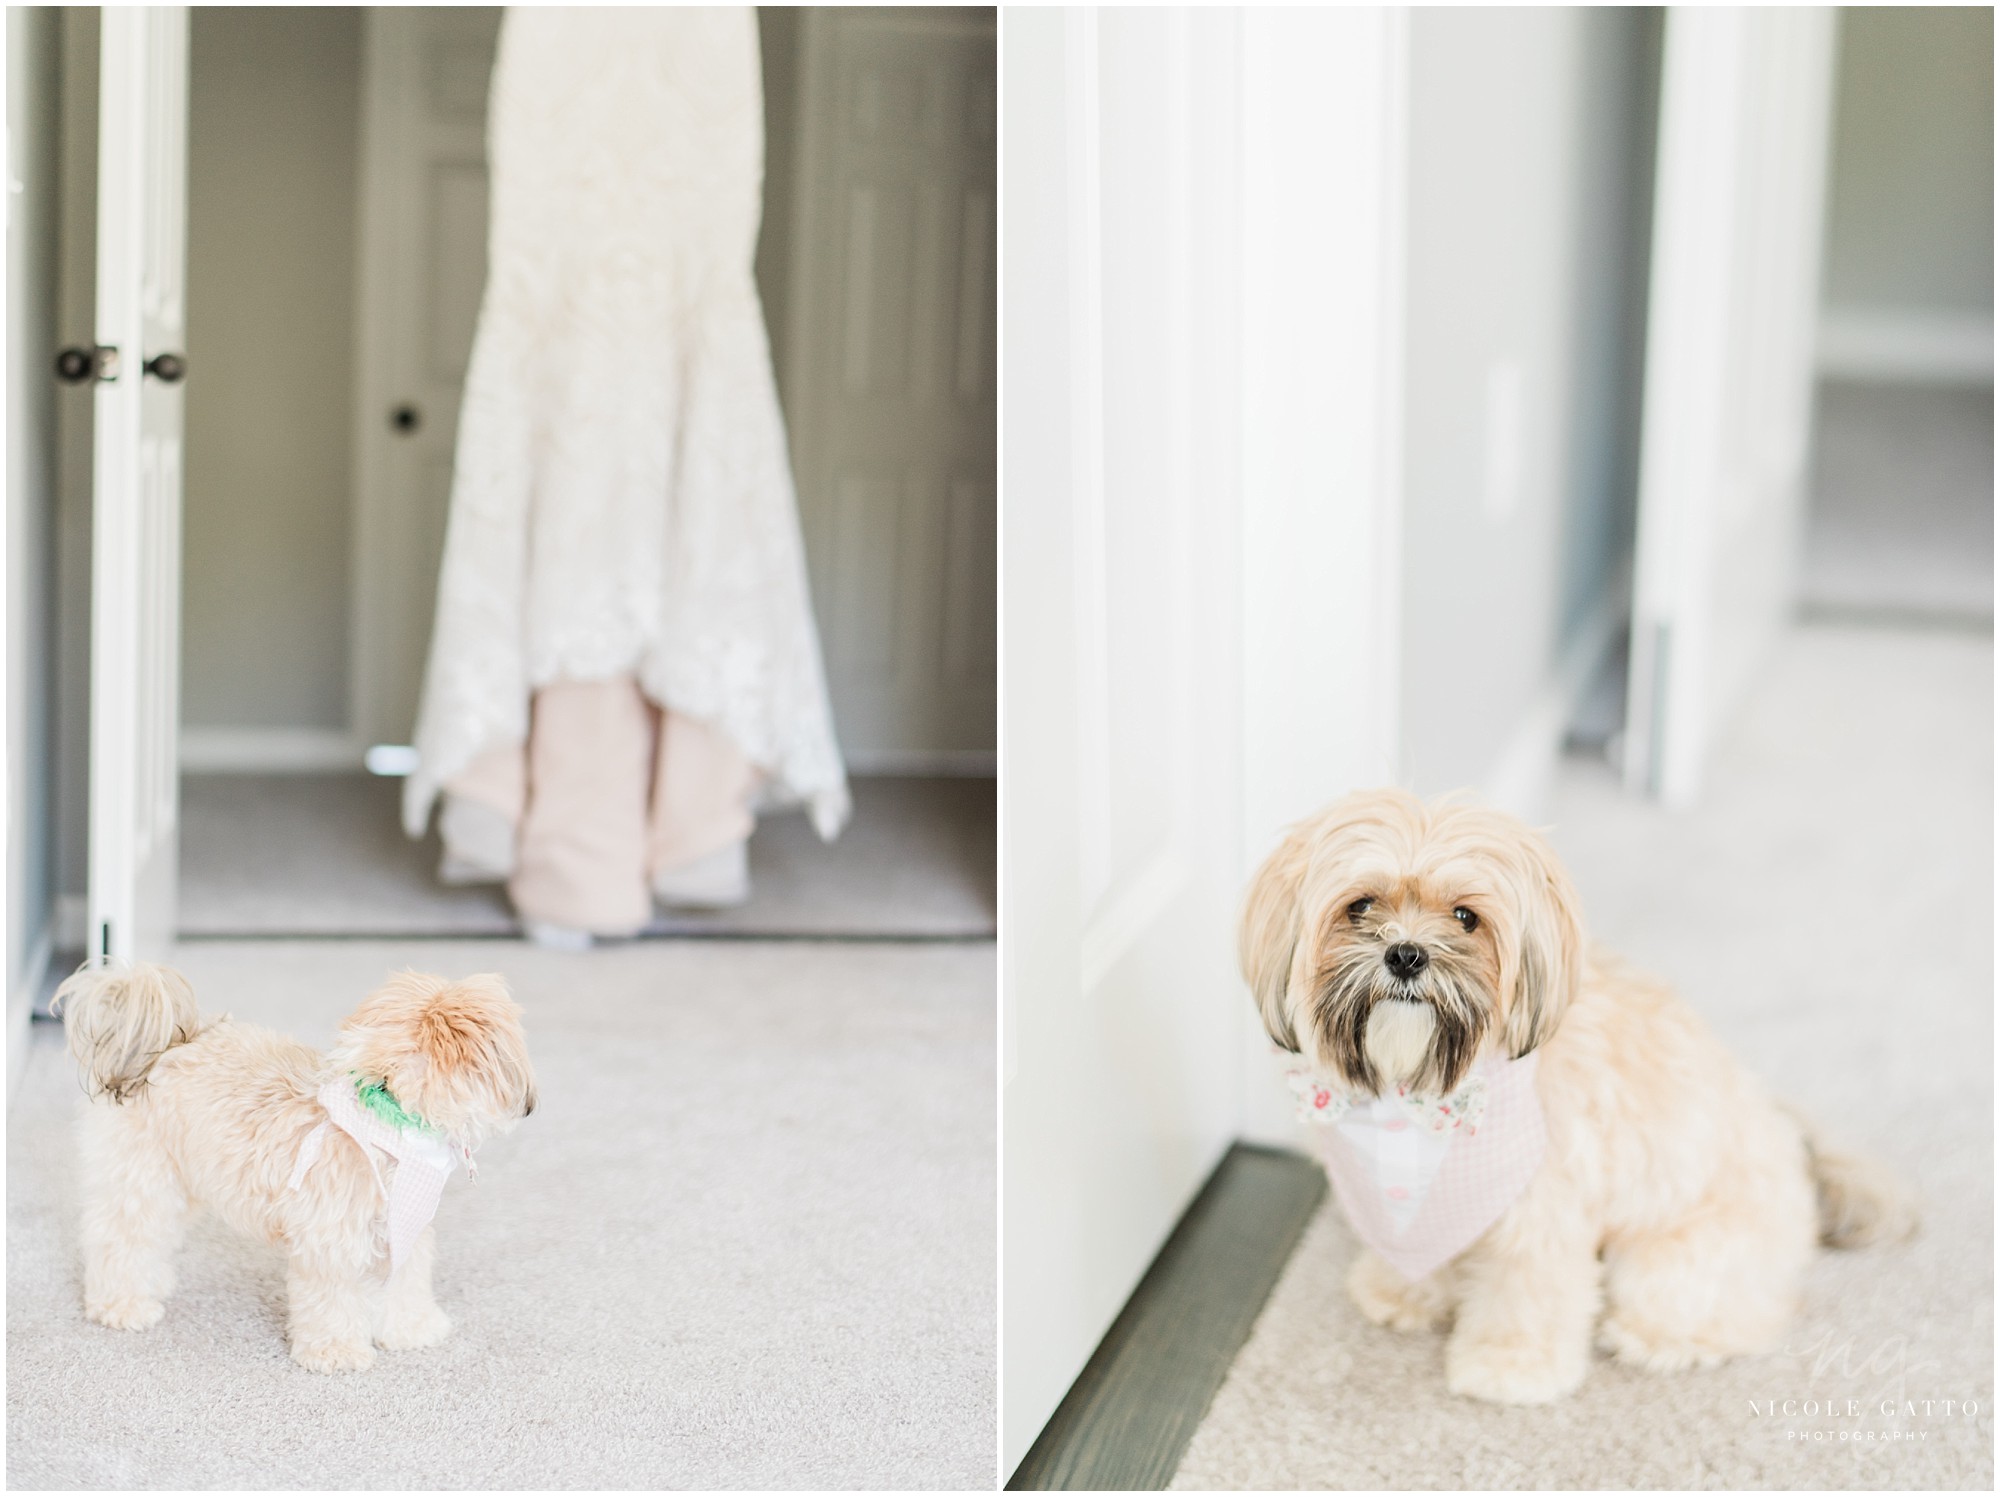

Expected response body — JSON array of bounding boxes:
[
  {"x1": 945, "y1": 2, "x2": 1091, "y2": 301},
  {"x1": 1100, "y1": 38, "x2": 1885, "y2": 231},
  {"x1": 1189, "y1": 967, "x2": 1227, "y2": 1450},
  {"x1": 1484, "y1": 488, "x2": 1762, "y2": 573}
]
[{"x1": 88, "y1": 6, "x2": 190, "y2": 962}]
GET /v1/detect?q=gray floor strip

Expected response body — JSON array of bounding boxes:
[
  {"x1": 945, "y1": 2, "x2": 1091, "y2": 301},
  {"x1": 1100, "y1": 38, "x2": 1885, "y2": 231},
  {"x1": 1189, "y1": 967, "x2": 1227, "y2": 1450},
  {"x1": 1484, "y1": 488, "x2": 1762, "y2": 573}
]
[
  {"x1": 1008, "y1": 1142, "x2": 1327, "y2": 1492},
  {"x1": 176, "y1": 772, "x2": 994, "y2": 940}
]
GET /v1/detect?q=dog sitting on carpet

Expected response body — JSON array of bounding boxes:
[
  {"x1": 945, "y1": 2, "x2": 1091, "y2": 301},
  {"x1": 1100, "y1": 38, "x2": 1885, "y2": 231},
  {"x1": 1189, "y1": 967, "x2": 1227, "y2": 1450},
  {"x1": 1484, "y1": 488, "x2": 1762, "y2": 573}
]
[
  {"x1": 1241, "y1": 788, "x2": 1915, "y2": 1405},
  {"x1": 52, "y1": 962, "x2": 536, "y2": 1372}
]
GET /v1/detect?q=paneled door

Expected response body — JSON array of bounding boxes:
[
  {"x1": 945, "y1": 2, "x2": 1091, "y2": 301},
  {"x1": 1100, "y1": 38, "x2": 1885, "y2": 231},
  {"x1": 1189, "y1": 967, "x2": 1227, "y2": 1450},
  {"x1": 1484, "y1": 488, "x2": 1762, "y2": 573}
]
[
  {"x1": 783, "y1": 8, "x2": 998, "y2": 771},
  {"x1": 1002, "y1": 8, "x2": 1414, "y2": 1469},
  {"x1": 1001, "y1": 8, "x2": 1249, "y2": 1473},
  {"x1": 87, "y1": 7, "x2": 190, "y2": 962},
  {"x1": 351, "y1": 6, "x2": 502, "y2": 754},
  {"x1": 1623, "y1": 8, "x2": 1838, "y2": 805},
  {"x1": 354, "y1": 8, "x2": 995, "y2": 772}
]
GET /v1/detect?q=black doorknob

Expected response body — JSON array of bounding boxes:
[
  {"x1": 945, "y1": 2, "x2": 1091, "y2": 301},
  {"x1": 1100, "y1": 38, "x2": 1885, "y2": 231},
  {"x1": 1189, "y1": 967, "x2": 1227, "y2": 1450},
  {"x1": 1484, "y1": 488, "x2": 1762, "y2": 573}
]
[
  {"x1": 55, "y1": 346, "x2": 117, "y2": 383},
  {"x1": 144, "y1": 352, "x2": 187, "y2": 383},
  {"x1": 391, "y1": 404, "x2": 421, "y2": 433}
]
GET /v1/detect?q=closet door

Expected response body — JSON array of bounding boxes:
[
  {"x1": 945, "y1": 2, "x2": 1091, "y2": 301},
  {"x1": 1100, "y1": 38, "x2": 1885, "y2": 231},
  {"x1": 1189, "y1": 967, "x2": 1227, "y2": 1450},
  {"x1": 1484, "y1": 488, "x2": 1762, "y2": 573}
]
[
  {"x1": 351, "y1": 6, "x2": 502, "y2": 753},
  {"x1": 87, "y1": 7, "x2": 190, "y2": 962},
  {"x1": 783, "y1": 8, "x2": 998, "y2": 771},
  {"x1": 1623, "y1": 9, "x2": 1838, "y2": 804}
]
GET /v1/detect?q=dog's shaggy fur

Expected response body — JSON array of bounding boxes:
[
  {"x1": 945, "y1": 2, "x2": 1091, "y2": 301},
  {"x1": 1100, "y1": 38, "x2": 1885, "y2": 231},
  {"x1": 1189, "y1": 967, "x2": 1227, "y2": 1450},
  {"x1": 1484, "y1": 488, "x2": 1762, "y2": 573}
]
[
  {"x1": 1242, "y1": 788, "x2": 1914, "y2": 1404},
  {"x1": 52, "y1": 963, "x2": 536, "y2": 1372}
]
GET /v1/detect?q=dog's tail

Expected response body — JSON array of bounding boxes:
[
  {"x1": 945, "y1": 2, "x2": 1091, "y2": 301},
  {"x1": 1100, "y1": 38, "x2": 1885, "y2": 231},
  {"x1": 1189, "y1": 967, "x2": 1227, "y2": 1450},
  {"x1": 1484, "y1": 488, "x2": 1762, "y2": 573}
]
[
  {"x1": 50, "y1": 961, "x2": 202, "y2": 1102},
  {"x1": 1790, "y1": 1107, "x2": 1918, "y2": 1249}
]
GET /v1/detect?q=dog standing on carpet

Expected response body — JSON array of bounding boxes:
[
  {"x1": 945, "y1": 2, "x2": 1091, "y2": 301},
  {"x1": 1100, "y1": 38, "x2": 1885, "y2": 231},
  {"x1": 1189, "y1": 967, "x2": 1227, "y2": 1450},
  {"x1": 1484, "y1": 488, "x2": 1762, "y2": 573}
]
[
  {"x1": 52, "y1": 963, "x2": 536, "y2": 1372},
  {"x1": 1241, "y1": 788, "x2": 1914, "y2": 1405}
]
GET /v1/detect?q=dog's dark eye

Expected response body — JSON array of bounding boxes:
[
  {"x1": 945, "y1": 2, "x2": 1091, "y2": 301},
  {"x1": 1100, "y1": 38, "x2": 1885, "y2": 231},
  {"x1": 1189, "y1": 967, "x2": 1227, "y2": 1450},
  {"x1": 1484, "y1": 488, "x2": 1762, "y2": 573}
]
[
  {"x1": 1347, "y1": 897, "x2": 1374, "y2": 920},
  {"x1": 1453, "y1": 906, "x2": 1479, "y2": 932}
]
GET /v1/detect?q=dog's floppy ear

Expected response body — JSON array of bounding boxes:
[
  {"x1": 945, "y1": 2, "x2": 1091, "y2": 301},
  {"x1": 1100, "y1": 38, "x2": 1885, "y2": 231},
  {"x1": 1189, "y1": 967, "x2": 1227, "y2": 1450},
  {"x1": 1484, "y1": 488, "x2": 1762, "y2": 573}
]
[
  {"x1": 1239, "y1": 828, "x2": 1315, "y2": 1053},
  {"x1": 1499, "y1": 823, "x2": 1584, "y2": 1059}
]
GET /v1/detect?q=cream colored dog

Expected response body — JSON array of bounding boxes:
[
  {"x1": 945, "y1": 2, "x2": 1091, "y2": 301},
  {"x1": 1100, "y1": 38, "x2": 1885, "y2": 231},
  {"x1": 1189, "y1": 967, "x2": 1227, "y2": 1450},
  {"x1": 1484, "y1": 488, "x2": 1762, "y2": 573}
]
[
  {"x1": 1241, "y1": 788, "x2": 1912, "y2": 1405},
  {"x1": 53, "y1": 963, "x2": 536, "y2": 1372}
]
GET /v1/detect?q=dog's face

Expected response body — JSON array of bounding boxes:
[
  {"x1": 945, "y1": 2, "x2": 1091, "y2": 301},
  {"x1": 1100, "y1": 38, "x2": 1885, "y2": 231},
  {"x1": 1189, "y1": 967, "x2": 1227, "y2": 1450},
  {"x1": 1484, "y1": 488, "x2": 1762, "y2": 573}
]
[
  {"x1": 332, "y1": 971, "x2": 537, "y2": 1148},
  {"x1": 1240, "y1": 788, "x2": 1582, "y2": 1097}
]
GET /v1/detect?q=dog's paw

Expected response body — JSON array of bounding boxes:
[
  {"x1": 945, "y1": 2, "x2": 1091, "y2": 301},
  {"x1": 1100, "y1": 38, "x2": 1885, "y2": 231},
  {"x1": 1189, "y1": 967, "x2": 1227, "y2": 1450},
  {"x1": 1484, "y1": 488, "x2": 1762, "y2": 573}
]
[
  {"x1": 1597, "y1": 1313, "x2": 1731, "y2": 1373},
  {"x1": 377, "y1": 1305, "x2": 452, "y2": 1351},
  {"x1": 85, "y1": 1295, "x2": 166, "y2": 1332},
  {"x1": 1446, "y1": 1332, "x2": 1587, "y2": 1405},
  {"x1": 1347, "y1": 1252, "x2": 1451, "y2": 1332},
  {"x1": 290, "y1": 1336, "x2": 377, "y2": 1373}
]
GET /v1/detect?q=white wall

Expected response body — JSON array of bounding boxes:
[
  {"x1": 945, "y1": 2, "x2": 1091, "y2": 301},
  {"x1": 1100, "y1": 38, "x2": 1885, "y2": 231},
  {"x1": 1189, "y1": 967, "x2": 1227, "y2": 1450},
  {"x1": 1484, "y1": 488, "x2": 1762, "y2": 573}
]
[
  {"x1": 1397, "y1": 7, "x2": 1659, "y2": 814},
  {"x1": 182, "y1": 7, "x2": 362, "y2": 733},
  {"x1": 1819, "y1": 7, "x2": 1992, "y2": 381},
  {"x1": 1825, "y1": 7, "x2": 1992, "y2": 315},
  {"x1": 8, "y1": 5, "x2": 66, "y2": 1074}
]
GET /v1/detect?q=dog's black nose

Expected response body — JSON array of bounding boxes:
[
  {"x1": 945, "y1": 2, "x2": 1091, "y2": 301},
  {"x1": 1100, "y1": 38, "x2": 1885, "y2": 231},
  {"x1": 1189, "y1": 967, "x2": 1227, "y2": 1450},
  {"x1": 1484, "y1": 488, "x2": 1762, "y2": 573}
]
[{"x1": 1384, "y1": 942, "x2": 1429, "y2": 979}]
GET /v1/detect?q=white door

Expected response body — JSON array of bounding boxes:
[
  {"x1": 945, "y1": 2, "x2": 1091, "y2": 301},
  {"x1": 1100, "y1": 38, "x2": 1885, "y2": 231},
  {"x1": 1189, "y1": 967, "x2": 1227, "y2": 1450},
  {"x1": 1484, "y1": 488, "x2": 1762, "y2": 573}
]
[
  {"x1": 1001, "y1": 8, "x2": 1247, "y2": 1470},
  {"x1": 351, "y1": 6, "x2": 502, "y2": 753},
  {"x1": 1623, "y1": 8, "x2": 1837, "y2": 805},
  {"x1": 1003, "y1": 8, "x2": 1410, "y2": 1470},
  {"x1": 783, "y1": 8, "x2": 997, "y2": 772},
  {"x1": 87, "y1": 7, "x2": 190, "y2": 963}
]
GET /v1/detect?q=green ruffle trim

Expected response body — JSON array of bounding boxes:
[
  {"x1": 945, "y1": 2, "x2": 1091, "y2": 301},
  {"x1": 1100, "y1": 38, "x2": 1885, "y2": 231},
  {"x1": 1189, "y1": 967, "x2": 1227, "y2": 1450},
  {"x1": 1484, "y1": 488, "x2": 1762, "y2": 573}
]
[{"x1": 353, "y1": 1076, "x2": 437, "y2": 1137}]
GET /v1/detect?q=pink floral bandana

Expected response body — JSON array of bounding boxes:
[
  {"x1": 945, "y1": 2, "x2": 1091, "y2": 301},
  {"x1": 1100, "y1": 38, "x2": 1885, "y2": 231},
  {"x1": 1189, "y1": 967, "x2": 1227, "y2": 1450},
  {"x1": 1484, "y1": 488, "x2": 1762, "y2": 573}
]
[
  {"x1": 1284, "y1": 1050, "x2": 1547, "y2": 1281},
  {"x1": 287, "y1": 1079, "x2": 470, "y2": 1274}
]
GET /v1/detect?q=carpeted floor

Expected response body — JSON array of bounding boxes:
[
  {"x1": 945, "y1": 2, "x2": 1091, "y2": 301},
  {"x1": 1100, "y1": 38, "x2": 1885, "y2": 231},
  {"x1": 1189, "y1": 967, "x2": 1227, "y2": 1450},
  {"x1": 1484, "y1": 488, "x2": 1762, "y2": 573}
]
[
  {"x1": 1171, "y1": 622, "x2": 1993, "y2": 1490},
  {"x1": 177, "y1": 774, "x2": 996, "y2": 940},
  {"x1": 7, "y1": 938, "x2": 996, "y2": 1490}
]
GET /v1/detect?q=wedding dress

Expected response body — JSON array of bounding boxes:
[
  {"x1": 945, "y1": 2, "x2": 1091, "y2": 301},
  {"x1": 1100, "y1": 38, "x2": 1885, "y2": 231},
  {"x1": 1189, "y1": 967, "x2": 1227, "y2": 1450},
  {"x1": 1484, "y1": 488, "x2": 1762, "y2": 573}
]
[{"x1": 403, "y1": 6, "x2": 849, "y2": 891}]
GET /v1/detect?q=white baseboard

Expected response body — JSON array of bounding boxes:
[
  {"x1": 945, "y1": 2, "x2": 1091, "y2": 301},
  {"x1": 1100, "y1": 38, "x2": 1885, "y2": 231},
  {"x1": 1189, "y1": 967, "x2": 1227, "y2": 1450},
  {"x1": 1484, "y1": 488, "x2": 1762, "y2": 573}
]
[
  {"x1": 1818, "y1": 306, "x2": 1994, "y2": 385},
  {"x1": 178, "y1": 731, "x2": 994, "y2": 778},
  {"x1": 844, "y1": 748, "x2": 996, "y2": 777},
  {"x1": 1481, "y1": 588, "x2": 1627, "y2": 825},
  {"x1": 9, "y1": 922, "x2": 54, "y2": 1106},
  {"x1": 179, "y1": 728, "x2": 366, "y2": 774},
  {"x1": 178, "y1": 734, "x2": 995, "y2": 778}
]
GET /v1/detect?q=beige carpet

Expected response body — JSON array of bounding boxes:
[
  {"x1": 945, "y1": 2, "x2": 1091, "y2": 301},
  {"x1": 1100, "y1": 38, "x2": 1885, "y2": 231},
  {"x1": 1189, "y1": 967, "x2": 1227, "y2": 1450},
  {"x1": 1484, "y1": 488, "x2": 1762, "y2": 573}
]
[
  {"x1": 178, "y1": 774, "x2": 996, "y2": 940},
  {"x1": 7, "y1": 938, "x2": 996, "y2": 1489},
  {"x1": 1172, "y1": 623, "x2": 1993, "y2": 1490}
]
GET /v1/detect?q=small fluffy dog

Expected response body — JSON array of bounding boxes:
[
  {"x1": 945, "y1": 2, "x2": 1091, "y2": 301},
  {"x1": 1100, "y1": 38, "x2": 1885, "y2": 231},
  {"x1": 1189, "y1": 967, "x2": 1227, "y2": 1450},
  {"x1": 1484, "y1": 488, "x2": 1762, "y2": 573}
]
[
  {"x1": 1241, "y1": 788, "x2": 1912, "y2": 1404},
  {"x1": 53, "y1": 963, "x2": 536, "y2": 1372}
]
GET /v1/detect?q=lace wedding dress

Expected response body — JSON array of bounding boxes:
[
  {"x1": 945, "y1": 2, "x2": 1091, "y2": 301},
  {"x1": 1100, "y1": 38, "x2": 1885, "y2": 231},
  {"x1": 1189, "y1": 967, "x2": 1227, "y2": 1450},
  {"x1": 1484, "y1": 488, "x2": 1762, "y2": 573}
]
[{"x1": 403, "y1": 6, "x2": 849, "y2": 849}]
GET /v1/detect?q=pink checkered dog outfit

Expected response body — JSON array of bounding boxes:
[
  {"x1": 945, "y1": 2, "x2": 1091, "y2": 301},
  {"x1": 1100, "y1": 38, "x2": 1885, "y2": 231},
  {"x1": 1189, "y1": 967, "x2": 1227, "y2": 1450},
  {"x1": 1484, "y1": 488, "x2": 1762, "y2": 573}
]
[
  {"x1": 1285, "y1": 1050, "x2": 1547, "y2": 1281},
  {"x1": 288, "y1": 1079, "x2": 471, "y2": 1274}
]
